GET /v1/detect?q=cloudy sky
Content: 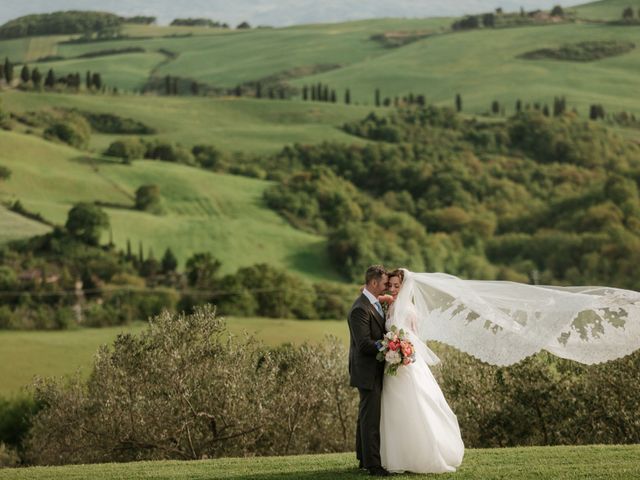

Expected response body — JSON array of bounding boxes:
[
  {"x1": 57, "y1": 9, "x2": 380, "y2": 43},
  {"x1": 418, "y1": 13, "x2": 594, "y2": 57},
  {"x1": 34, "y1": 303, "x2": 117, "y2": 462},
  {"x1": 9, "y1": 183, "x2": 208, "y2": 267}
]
[{"x1": 1, "y1": 1, "x2": 587, "y2": 27}]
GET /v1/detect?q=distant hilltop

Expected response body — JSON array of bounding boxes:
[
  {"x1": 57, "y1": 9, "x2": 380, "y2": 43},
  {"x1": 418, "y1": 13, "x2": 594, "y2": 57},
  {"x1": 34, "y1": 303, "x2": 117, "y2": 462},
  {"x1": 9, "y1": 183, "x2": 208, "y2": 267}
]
[{"x1": 0, "y1": 0, "x2": 593, "y2": 28}]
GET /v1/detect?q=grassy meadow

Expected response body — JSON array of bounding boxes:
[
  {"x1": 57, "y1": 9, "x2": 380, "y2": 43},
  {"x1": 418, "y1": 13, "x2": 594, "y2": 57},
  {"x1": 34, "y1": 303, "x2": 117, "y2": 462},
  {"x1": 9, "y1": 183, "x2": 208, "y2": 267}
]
[
  {"x1": 0, "y1": 4, "x2": 638, "y2": 117},
  {"x1": 293, "y1": 21, "x2": 640, "y2": 115},
  {"x1": 0, "y1": 317, "x2": 349, "y2": 396},
  {"x1": 0, "y1": 90, "x2": 373, "y2": 153},
  {"x1": 0, "y1": 445, "x2": 638, "y2": 479},
  {"x1": 0, "y1": 205, "x2": 50, "y2": 243}
]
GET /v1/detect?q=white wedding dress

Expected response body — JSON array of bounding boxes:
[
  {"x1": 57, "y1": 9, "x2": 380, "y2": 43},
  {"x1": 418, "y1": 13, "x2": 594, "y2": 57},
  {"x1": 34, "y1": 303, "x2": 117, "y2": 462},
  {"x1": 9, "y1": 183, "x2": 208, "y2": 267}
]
[{"x1": 380, "y1": 302, "x2": 464, "y2": 474}]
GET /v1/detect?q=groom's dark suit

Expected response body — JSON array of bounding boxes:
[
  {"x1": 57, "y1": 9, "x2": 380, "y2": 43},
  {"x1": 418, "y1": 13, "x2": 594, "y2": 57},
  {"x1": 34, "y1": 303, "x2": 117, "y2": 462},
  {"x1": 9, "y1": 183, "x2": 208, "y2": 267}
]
[{"x1": 348, "y1": 292, "x2": 386, "y2": 470}]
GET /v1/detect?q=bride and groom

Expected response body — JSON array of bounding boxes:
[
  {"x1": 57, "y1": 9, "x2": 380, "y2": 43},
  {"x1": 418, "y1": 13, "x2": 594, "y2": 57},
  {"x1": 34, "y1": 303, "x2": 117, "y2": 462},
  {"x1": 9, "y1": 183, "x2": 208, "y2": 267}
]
[
  {"x1": 348, "y1": 262, "x2": 640, "y2": 476},
  {"x1": 348, "y1": 265, "x2": 464, "y2": 476}
]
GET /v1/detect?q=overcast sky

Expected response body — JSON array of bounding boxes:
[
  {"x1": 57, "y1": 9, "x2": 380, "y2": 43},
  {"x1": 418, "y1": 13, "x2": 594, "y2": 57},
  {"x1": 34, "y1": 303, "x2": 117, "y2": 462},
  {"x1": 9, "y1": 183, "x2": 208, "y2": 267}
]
[{"x1": 1, "y1": 1, "x2": 588, "y2": 27}]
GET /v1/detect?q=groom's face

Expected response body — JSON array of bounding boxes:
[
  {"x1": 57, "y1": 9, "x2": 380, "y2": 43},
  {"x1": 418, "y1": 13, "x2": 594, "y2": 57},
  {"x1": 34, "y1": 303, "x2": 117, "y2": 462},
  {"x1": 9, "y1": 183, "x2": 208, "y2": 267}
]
[{"x1": 370, "y1": 274, "x2": 388, "y2": 296}]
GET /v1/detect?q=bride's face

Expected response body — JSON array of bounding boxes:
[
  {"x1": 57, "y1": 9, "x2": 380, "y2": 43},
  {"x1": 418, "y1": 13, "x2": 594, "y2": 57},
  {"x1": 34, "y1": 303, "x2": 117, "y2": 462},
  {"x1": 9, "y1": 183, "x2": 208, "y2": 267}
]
[{"x1": 387, "y1": 276, "x2": 402, "y2": 298}]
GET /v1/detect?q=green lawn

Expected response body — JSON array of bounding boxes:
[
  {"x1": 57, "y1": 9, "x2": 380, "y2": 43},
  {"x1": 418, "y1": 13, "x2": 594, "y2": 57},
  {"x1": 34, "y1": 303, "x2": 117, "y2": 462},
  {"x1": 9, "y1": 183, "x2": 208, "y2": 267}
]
[
  {"x1": 0, "y1": 129, "x2": 342, "y2": 281},
  {"x1": 0, "y1": 445, "x2": 638, "y2": 479},
  {"x1": 0, "y1": 317, "x2": 349, "y2": 396}
]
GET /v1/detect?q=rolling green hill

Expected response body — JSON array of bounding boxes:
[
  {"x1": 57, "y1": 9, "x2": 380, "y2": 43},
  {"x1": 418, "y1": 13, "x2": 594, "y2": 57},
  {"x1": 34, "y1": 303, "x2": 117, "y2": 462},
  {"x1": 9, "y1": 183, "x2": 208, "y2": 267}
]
[
  {"x1": 574, "y1": 0, "x2": 640, "y2": 20},
  {"x1": 0, "y1": 445, "x2": 638, "y2": 479},
  {"x1": 0, "y1": 90, "x2": 372, "y2": 153},
  {"x1": 0, "y1": 1, "x2": 638, "y2": 118},
  {"x1": 0, "y1": 129, "x2": 341, "y2": 281},
  {"x1": 294, "y1": 21, "x2": 640, "y2": 115}
]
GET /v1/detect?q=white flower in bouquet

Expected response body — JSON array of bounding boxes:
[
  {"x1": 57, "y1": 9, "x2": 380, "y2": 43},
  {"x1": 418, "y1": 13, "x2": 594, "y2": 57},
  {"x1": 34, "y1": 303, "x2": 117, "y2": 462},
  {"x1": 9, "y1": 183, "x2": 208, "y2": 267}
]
[{"x1": 385, "y1": 349, "x2": 401, "y2": 365}]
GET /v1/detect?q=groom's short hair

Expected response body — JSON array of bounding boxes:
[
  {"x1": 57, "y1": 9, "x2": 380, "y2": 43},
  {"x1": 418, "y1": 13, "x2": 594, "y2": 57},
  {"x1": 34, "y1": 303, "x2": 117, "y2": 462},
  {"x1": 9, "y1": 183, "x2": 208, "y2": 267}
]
[{"x1": 365, "y1": 265, "x2": 386, "y2": 285}]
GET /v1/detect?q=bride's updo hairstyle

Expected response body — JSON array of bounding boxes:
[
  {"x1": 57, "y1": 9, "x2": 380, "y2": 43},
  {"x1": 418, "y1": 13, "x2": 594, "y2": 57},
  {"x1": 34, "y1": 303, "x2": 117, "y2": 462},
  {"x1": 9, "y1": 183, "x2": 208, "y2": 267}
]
[{"x1": 388, "y1": 269, "x2": 404, "y2": 284}]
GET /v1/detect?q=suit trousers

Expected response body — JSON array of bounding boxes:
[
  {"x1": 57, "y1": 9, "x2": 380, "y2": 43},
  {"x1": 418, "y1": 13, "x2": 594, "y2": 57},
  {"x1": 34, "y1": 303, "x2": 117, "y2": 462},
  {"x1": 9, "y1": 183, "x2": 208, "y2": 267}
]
[{"x1": 355, "y1": 375, "x2": 383, "y2": 469}]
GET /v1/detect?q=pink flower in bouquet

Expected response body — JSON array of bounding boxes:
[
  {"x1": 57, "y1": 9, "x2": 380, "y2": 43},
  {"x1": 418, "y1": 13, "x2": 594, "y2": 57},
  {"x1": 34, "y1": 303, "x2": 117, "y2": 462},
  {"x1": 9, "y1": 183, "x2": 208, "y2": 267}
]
[
  {"x1": 402, "y1": 357, "x2": 412, "y2": 366},
  {"x1": 402, "y1": 343, "x2": 413, "y2": 357},
  {"x1": 388, "y1": 340, "x2": 400, "y2": 351}
]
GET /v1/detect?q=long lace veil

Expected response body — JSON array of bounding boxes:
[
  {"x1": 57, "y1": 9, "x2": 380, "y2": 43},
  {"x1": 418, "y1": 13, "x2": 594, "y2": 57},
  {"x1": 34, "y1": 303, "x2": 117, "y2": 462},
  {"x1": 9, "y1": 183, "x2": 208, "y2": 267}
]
[{"x1": 391, "y1": 269, "x2": 640, "y2": 366}]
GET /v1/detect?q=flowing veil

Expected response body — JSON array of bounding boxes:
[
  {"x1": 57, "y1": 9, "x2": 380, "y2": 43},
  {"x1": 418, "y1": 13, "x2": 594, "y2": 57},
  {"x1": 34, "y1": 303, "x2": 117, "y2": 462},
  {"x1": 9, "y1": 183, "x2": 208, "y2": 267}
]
[{"x1": 392, "y1": 270, "x2": 640, "y2": 366}]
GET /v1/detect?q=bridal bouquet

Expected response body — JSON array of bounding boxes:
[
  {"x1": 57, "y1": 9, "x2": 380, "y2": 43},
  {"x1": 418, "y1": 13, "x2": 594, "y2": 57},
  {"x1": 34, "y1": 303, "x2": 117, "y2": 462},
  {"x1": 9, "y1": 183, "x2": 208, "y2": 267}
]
[{"x1": 375, "y1": 325, "x2": 416, "y2": 375}]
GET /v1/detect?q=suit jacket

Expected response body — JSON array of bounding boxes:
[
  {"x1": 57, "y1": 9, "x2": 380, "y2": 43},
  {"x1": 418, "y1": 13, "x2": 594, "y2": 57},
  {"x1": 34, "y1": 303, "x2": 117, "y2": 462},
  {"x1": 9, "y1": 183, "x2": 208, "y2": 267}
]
[{"x1": 347, "y1": 293, "x2": 386, "y2": 390}]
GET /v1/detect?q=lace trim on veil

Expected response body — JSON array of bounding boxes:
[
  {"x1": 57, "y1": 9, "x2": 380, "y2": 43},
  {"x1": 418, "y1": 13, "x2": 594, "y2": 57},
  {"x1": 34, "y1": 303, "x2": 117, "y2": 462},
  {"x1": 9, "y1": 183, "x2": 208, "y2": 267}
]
[{"x1": 392, "y1": 270, "x2": 640, "y2": 366}]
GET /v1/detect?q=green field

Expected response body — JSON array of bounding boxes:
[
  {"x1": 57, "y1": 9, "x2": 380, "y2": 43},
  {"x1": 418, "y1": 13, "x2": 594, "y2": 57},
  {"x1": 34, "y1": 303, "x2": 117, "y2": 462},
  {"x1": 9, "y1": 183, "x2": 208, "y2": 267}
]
[
  {"x1": 295, "y1": 21, "x2": 640, "y2": 115},
  {"x1": 1, "y1": 1, "x2": 638, "y2": 117},
  {"x1": 0, "y1": 205, "x2": 50, "y2": 243},
  {"x1": 0, "y1": 90, "x2": 372, "y2": 153},
  {"x1": 574, "y1": 0, "x2": 640, "y2": 20},
  {"x1": 0, "y1": 317, "x2": 349, "y2": 396},
  {"x1": 0, "y1": 129, "x2": 343, "y2": 281},
  {"x1": 0, "y1": 445, "x2": 638, "y2": 479}
]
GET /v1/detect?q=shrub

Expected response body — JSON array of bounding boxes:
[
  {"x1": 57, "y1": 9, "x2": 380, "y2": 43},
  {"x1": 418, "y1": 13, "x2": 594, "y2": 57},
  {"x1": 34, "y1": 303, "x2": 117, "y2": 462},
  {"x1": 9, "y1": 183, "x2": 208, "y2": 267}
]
[
  {"x1": 82, "y1": 112, "x2": 155, "y2": 134},
  {"x1": 104, "y1": 138, "x2": 146, "y2": 161},
  {"x1": 134, "y1": 184, "x2": 163, "y2": 214},
  {"x1": 144, "y1": 141, "x2": 195, "y2": 165},
  {"x1": 65, "y1": 203, "x2": 109, "y2": 246},
  {"x1": 0, "y1": 165, "x2": 11, "y2": 180},
  {"x1": 24, "y1": 306, "x2": 356, "y2": 464},
  {"x1": 43, "y1": 112, "x2": 91, "y2": 149}
]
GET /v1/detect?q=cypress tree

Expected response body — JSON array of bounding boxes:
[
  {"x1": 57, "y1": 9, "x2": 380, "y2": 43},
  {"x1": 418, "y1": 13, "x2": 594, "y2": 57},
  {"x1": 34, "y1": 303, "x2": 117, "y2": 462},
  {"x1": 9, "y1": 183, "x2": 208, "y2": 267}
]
[
  {"x1": 191, "y1": 81, "x2": 199, "y2": 95},
  {"x1": 161, "y1": 247, "x2": 178, "y2": 273},
  {"x1": 330, "y1": 90, "x2": 337, "y2": 103},
  {"x1": 256, "y1": 82, "x2": 262, "y2": 98},
  {"x1": 455, "y1": 93, "x2": 462, "y2": 112},
  {"x1": 92, "y1": 72, "x2": 102, "y2": 90},
  {"x1": 345, "y1": 88, "x2": 351, "y2": 105},
  {"x1": 515, "y1": 99, "x2": 522, "y2": 112},
  {"x1": 172, "y1": 78, "x2": 178, "y2": 95},
  {"x1": 553, "y1": 96, "x2": 566, "y2": 116},
  {"x1": 322, "y1": 85, "x2": 329, "y2": 102},
  {"x1": 491, "y1": 100, "x2": 500, "y2": 114},
  {"x1": 311, "y1": 85, "x2": 317, "y2": 101},
  {"x1": 3, "y1": 57, "x2": 13, "y2": 84},
  {"x1": 165, "y1": 75, "x2": 171, "y2": 95},
  {"x1": 126, "y1": 238, "x2": 132, "y2": 260},
  {"x1": 302, "y1": 85, "x2": 308, "y2": 101},
  {"x1": 20, "y1": 64, "x2": 30, "y2": 84},
  {"x1": 86, "y1": 71, "x2": 92, "y2": 89},
  {"x1": 31, "y1": 67, "x2": 42, "y2": 87},
  {"x1": 44, "y1": 68, "x2": 55, "y2": 88},
  {"x1": 375, "y1": 88, "x2": 381, "y2": 107}
]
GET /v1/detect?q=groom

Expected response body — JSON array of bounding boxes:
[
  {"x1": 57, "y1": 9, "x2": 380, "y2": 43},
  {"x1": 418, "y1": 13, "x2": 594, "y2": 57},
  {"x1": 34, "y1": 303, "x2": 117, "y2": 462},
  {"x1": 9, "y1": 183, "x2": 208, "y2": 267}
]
[{"x1": 347, "y1": 265, "x2": 390, "y2": 477}]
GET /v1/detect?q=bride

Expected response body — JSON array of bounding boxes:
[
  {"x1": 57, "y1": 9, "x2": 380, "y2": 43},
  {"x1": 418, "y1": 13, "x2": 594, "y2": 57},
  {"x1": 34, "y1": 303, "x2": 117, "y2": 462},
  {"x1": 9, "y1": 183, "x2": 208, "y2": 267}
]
[
  {"x1": 380, "y1": 269, "x2": 464, "y2": 474},
  {"x1": 378, "y1": 266, "x2": 640, "y2": 473}
]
